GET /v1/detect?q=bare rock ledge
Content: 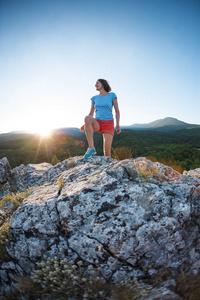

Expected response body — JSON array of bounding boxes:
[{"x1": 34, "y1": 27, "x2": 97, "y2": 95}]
[{"x1": 1, "y1": 156, "x2": 200, "y2": 299}]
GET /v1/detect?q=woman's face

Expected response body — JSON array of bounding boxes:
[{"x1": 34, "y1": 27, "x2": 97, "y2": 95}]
[{"x1": 95, "y1": 80, "x2": 103, "y2": 91}]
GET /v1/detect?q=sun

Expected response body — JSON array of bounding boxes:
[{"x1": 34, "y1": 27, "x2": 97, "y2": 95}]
[
  {"x1": 27, "y1": 123, "x2": 53, "y2": 137},
  {"x1": 39, "y1": 129, "x2": 51, "y2": 138}
]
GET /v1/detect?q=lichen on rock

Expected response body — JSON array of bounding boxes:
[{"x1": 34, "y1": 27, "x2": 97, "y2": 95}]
[{"x1": 0, "y1": 155, "x2": 200, "y2": 299}]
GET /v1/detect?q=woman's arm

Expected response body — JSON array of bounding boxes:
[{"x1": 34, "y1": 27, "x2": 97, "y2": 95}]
[
  {"x1": 88, "y1": 102, "x2": 95, "y2": 116},
  {"x1": 113, "y1": 98, "x2": 121, "y2": 134}
]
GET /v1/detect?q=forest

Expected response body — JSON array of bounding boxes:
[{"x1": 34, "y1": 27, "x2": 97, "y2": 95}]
[{"x1": 0, "y1": 127, "x2": 200, "y2": 172}]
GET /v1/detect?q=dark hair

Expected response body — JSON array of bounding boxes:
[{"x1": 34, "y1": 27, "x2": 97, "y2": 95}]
[{"x1": 98, "y1": 79, "x2": 111, "y2": 92}]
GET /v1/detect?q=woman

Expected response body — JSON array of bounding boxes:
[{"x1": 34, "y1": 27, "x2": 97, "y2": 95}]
[{"x1": 81, "y1": 79, "x2": 121, "y2": 158}]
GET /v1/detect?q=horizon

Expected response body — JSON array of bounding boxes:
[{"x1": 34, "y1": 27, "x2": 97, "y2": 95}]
[
  {"x1": 0, "y1": 0, "x2": 199, "y2": 134},
  {"x1": 0, "y1": 116, "x2": 200, "y2": 135}
]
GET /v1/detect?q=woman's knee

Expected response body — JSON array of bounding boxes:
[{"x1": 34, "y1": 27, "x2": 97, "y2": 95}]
[{"x1": 84, "y1": 115, "x2": 93, "y2": 124}]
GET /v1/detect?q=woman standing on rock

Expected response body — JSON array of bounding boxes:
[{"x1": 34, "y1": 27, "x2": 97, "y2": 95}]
[{"x1": 80, "y1": 79, "x2": 121, "y2": 158}]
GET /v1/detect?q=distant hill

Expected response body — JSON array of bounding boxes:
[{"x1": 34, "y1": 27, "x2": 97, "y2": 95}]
[
  {"x1": 121, "y1": 117, "x2": 199, "y2": 132},
  {"x1": 172, "y1": 126, "x2": 200, "y2": 136},
  {"x1": 0, "y1": 132, "x2": 32, "y2": 142},
  {"x1": 0, "y1": 118, "x2": 199, "y2": 141},
  {"x1": 50, "y1": 127, "x2": 82, "y2": 136},
  {"x1": 0, "y1": 129, "x2": 84, "y2": 142}
]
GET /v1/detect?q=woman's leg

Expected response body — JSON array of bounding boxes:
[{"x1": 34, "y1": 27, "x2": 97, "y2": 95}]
[
  {"x1": 84, "y1": 116, "x2": 100, "y2": 148},
  {"x1": 103, "y1": 133, "x2": 113, "y2": 157}
]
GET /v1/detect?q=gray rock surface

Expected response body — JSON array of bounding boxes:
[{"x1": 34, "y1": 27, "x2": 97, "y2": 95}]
[
  {"x1": 1, "y1": 156, "x2": 200, "y2": 299},
  {"x1": 0, "y1": 157, "x2": 11, "y2": 184},
  {"x1": 183, "y1": 168, "x2": 200, "y2": 179}
]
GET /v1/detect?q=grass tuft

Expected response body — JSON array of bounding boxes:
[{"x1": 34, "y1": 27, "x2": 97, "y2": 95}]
[
  {"x1": 176, "y1": 271, "x2": 200, "y2": 300},
  {"x1": 0, "y1": 187, "x2": 33, "y2": 262}
]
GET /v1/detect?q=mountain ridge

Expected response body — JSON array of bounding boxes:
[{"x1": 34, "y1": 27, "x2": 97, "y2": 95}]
[{"x1": 121, "y1": 117, "x2": 199, "y2": 132}]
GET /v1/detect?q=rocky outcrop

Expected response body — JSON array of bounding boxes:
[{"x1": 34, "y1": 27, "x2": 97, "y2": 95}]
[
  {"x1": 0, "y1": 156, "x2": 200, "y2": 299},
  {"x1": 0, "y1": 157, "x2": 11, "y2": 184},
  {"x1": 183, "y1": 168, "x2": 200, "y2": 179}
]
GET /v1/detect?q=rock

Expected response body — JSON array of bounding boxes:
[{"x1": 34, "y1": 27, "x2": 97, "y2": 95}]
[
  {"x1": 10, "y1": 156, "x2": 115, "y2": 193},
  {"x1": 0, "y1": 270, "x2": 9, "y2": 283},
  {"x1": 0, "y1": 157, "x2": 11, "y2": 184},
  {"x1": 141, "y1": 286, "x2": 183, "y2": 299},
  {"x1": 0, "y1": 157, "x2": 12, "y2": 200},
  {"x1": 1, "y1": 156, "x2": 200, "y2": 299},
  {"x1": 183, "y1": 168, "x2": 200, "y2": 179},
  {"x1": 11, "y1": 162, "x2": 52, "y2": 191}
]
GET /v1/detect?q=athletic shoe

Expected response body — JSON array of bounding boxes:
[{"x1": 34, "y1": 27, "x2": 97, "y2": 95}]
[{"x1": 84, "y1": 147, "x2": 97, "y2": 158}]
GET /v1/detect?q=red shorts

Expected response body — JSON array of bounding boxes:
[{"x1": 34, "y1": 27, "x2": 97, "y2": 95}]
[{"x1": 96, "y1": 119, "x2": 114, "y2": 136}]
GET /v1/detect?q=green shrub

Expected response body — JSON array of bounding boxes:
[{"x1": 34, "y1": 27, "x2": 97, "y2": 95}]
[
  {"x1": 0, "y1": 187, "x2": 33, "y2": 211},
  {"x1": 67, "y1": 158, "x2": 76, "y2": 168},
  {"x1": 56, "y1": 178, "x2": 64, "y2": 190},
  {"x1": 0, "y1": 219, "x2": 11, "y2": 260},
  {"x1": 29, "y1": 256, "x2": 152, "y2": 300},
  {"x1": 31, "y1": 256, "x2": 108, "y2": 300},
  {"x1": 51, "y1": 155, "x2": 60, "y2": 166}
]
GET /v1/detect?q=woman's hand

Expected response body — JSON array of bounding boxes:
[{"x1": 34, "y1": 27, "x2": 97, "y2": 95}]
[
  {"x1": 80, "y1": 125, "x2": 85, "y2": 132},
  {"x1": 113, "y1": 99, "x2": 121, "y2": 135},
  {"x1": 116, "y1": 125, "x2": 121, "y2": 134}
]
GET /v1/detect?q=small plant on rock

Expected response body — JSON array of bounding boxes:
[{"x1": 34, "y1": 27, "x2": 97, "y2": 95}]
[
  {"x1": 112, "y1": 147, "x2": 132, "y2": 160},
  {"x1": 56, "y1": 178, "x2": 65, "y2": 190},
  {"x1": 0, "y1": 219, "x2": 11, "y2": 260},
  {"x1": 0, "y1": 187, "x2": 33, "y2": 212},
  {"x1": 176, "y1": 270, "x2": 200, "y2": 299},
  {"x1": 29, "y1": 255, "x2": 152, "y2": 300},
  {"x1": 31, "y1": 256, "x2": 109, "y2": 300},
  {"x1": 112, "y1": 278, "x2": 152, "y2": 300},
  {"x1": 67, "y1": 158, "x2": 76, "y2": 168},
  {"x1": 18, "y1": 276, "x2": 42, "y2": 298}
]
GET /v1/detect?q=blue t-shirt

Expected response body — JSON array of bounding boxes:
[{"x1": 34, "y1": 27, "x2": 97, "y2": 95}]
[{"x1": 91, "y1": 92, "x2": 117, "y2": 121}]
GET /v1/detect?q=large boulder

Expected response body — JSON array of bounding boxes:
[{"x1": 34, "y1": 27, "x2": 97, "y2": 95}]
[
  {"x1": 183, "y1": 168, "x2": 200, "y2": 179},
  {"x1": 11, "y1": 156, "x2": 106, "y2": 191},
  {"x1": 1, "y1": 156, "x2": 200, "y2": 298},
  {"x1": 0, "y1": 157, "x2": 11, "y2": 184}
]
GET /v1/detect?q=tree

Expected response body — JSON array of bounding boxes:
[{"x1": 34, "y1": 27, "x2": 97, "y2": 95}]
[{"x1": 51, "y1": 155, "x2": 60, "y2": 166}]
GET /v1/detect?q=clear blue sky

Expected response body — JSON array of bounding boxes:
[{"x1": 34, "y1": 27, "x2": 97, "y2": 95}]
[{"x1": 0, "y1": 0, "x2": 199, "y2": 134}]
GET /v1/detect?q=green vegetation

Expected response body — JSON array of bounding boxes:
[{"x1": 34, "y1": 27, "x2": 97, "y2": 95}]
[
  {"x1": 56, "y1": 178, "x2": 65, "y2": 190},
  {"x1": 0, "y1": 188, "x2": 33, "y2": 212},
  {"x1": 16, "y1": 256, "x2": 151, "y2": 300},
  {"x1": 110, "y1": 128, "x2": 200, "y2": 171},
  {"x1": 51, "y1": 155, "x2": 60, "y2": 166},
  {"x1": 0, "y1": 188, "x2": 33, "y2": 214},
  {"x1": 0, "y1": 188, "x2": 33, "y2": 261},
  {"x1": 0, "y1": 133, "x2": 86, "y2": 167},
  {"x1": 0, "y1": 220, "x2": 11, "y2": 261},
  {"x1": 0, "y1": 127, "x2": 200, "y2": 171}
]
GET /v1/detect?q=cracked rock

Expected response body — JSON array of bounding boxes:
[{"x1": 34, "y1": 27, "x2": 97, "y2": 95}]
[{"x1": 1, "y1": 156, "x2": 200, "y2": 297}]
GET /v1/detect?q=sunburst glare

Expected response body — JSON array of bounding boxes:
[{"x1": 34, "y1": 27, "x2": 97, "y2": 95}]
[{"x1": 39, "y1": 129, "x2": 51, "y2": 138}]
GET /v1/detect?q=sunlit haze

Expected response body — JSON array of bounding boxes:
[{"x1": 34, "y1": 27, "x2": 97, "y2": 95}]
[
  {"x1": 37, "y1": 129, "x2": 51, "y2": 138},
  {"x1": 0, "y1": 0, "x2": 199, "y2": 134}
]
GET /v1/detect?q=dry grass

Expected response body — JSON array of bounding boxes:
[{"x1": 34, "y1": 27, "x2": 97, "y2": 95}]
[{"x1": 176, "y1": 271, "x2": 200, "y2": 300}]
